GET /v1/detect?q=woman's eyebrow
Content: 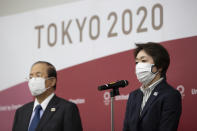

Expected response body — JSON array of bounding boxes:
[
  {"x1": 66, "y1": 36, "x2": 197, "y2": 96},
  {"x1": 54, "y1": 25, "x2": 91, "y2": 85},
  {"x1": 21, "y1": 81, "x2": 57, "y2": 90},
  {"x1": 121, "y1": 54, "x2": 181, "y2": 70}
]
[{"x1": 136, "y1": 56, "x2": 146, "y2": 60}]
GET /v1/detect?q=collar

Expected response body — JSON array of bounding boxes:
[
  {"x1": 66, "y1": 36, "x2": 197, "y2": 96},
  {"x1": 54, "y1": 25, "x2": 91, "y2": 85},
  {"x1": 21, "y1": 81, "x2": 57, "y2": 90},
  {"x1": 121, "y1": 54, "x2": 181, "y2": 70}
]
[
  {"x1": 140, "y1": 77, "x2": 164, "y2": 94},
  {"x1": 33, "y1": 93, "x2": 55, "y2": 111}
]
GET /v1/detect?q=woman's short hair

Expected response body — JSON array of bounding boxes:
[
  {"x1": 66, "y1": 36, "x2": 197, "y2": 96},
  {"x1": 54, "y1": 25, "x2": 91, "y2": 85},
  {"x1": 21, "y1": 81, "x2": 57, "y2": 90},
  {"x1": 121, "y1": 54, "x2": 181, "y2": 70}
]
[{"x1": 134, "y1": 42, "x2": 170, "y2": 78}]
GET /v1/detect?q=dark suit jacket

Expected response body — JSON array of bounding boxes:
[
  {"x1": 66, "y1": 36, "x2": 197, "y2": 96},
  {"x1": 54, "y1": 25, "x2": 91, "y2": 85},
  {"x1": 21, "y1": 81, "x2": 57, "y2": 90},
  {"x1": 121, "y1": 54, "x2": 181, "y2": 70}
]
[
  {"x1": 123, "y1": 80, "x2": 182, "y2": 131},
  {"x1": 12, "y1": 95, "x2": 83, "y2": 131}
]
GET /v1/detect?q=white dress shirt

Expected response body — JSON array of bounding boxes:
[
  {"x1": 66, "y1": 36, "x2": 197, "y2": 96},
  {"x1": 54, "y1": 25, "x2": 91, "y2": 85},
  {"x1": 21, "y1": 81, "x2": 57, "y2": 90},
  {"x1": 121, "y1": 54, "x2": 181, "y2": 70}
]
[{"x1": 28, "y1": 93, "x2": 55, "y2": 129}]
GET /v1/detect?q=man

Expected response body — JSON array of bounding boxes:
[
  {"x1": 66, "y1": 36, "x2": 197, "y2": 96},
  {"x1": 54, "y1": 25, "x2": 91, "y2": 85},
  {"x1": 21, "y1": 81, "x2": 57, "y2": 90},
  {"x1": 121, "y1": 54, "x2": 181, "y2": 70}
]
[
  {"x1": 123, "y1": 43, "x2": 182, "y2": 131},
  {"x1": 12, "y1": 61, "x2": 83, "y2": 131}
]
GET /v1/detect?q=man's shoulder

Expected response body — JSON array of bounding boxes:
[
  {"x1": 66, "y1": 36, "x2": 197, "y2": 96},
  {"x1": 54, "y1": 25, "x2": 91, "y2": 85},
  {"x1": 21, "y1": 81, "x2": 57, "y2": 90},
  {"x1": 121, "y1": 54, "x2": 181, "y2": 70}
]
[
  {"x1": 54, "y1": 95, "x2": 77, "y2": 108},
  {"x1": 16, "y1": 101, "x2": 34, "y2": 112}
]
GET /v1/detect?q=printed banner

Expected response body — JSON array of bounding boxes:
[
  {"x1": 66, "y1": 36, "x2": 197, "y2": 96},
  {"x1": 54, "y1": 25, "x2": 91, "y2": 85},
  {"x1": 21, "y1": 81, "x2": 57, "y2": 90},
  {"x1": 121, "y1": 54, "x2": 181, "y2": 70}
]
[{"x1": 0, "y1": 0, "x2": 197, "y2": 130}]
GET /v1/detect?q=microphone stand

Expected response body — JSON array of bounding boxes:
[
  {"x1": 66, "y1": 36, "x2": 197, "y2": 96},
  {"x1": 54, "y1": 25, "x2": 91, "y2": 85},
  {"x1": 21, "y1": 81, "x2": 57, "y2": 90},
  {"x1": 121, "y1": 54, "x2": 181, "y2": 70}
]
[{"x1": 110, "y1": 88, "x2": 120, "y2": 131}]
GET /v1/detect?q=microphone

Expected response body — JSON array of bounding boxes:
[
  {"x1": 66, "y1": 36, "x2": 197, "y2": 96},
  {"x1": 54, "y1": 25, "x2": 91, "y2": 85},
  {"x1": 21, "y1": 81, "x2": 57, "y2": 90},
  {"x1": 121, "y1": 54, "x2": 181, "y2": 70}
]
[{"x1": 98, "y1": 80, "x2": 129, "y2": 91}]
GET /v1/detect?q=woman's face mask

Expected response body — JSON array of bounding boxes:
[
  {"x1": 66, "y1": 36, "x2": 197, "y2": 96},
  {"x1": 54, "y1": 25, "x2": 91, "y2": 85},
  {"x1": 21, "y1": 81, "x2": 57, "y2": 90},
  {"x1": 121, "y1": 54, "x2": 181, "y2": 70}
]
[{"x1": 135, "y1": 63, "x2": 158, "y2": 86}]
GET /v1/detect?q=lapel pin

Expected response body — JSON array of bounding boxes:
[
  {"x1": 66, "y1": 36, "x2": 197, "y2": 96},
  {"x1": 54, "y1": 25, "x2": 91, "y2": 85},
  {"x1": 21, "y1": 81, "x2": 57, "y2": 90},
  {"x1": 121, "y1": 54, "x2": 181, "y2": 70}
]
[
  {"x1": 153, "y1": 92, "x2": 158, "y2": 96},
  {"x1": 51, "y1": 108, "x2": 56, "y2": 112}
]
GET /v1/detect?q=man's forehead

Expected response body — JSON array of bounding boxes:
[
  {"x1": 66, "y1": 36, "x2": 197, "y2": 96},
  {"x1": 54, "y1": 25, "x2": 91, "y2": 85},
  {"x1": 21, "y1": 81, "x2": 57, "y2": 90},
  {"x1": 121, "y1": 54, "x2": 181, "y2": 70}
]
[{"x1": 30, "y1": 63, "x2": 48, "y2": 73}]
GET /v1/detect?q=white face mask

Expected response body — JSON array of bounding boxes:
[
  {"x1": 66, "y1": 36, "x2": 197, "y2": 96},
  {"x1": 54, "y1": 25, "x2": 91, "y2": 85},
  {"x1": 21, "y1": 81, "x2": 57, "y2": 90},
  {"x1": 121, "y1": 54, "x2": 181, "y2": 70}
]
[
  {"x1": 28, "y1": 77, "x2": 51, "y2": 96},
  {"x1": 135, "y1": 63, "x2": 157, "y2": 86}
]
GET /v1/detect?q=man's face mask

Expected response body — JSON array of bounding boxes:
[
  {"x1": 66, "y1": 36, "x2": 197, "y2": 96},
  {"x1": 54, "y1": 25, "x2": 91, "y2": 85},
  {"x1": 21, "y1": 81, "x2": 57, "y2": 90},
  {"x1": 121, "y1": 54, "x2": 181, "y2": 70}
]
[{"x1": 28, "y1": 77, "x2": 51, "y2": 96}]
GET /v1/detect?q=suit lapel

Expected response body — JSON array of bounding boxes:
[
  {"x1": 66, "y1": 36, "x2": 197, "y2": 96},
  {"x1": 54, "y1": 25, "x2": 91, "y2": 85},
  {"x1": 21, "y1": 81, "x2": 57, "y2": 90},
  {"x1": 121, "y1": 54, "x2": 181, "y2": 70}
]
[
  {"x1": 135, "y1": 90, "x2": 144, "y2": 117},
  {"x1": 140, "y1": 81, "x2": 165, "y2": 118},
  {"x1": 23, "y1": 102, "x2": 34, "y2": 130},
  {"x1": 36, "y1": 95, "x2": 59, "y2": 130},
  {"x1": 140, "y1": 90, "x2": 159, "y2": 118}
]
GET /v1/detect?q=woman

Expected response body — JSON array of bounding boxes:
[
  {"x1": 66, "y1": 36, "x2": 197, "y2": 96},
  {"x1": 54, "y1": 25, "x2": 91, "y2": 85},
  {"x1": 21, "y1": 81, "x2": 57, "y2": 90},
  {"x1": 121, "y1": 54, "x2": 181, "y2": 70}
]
[{"x1": 123, "y1": 42, "x2": 182, "y2": 131}]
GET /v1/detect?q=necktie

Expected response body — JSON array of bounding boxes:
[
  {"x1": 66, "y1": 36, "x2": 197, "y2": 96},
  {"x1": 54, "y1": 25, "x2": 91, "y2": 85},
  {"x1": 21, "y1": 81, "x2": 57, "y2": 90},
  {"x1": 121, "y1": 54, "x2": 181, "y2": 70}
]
[{"x1": 29, "y1": 105, "x2": 42, "y2": 131}]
